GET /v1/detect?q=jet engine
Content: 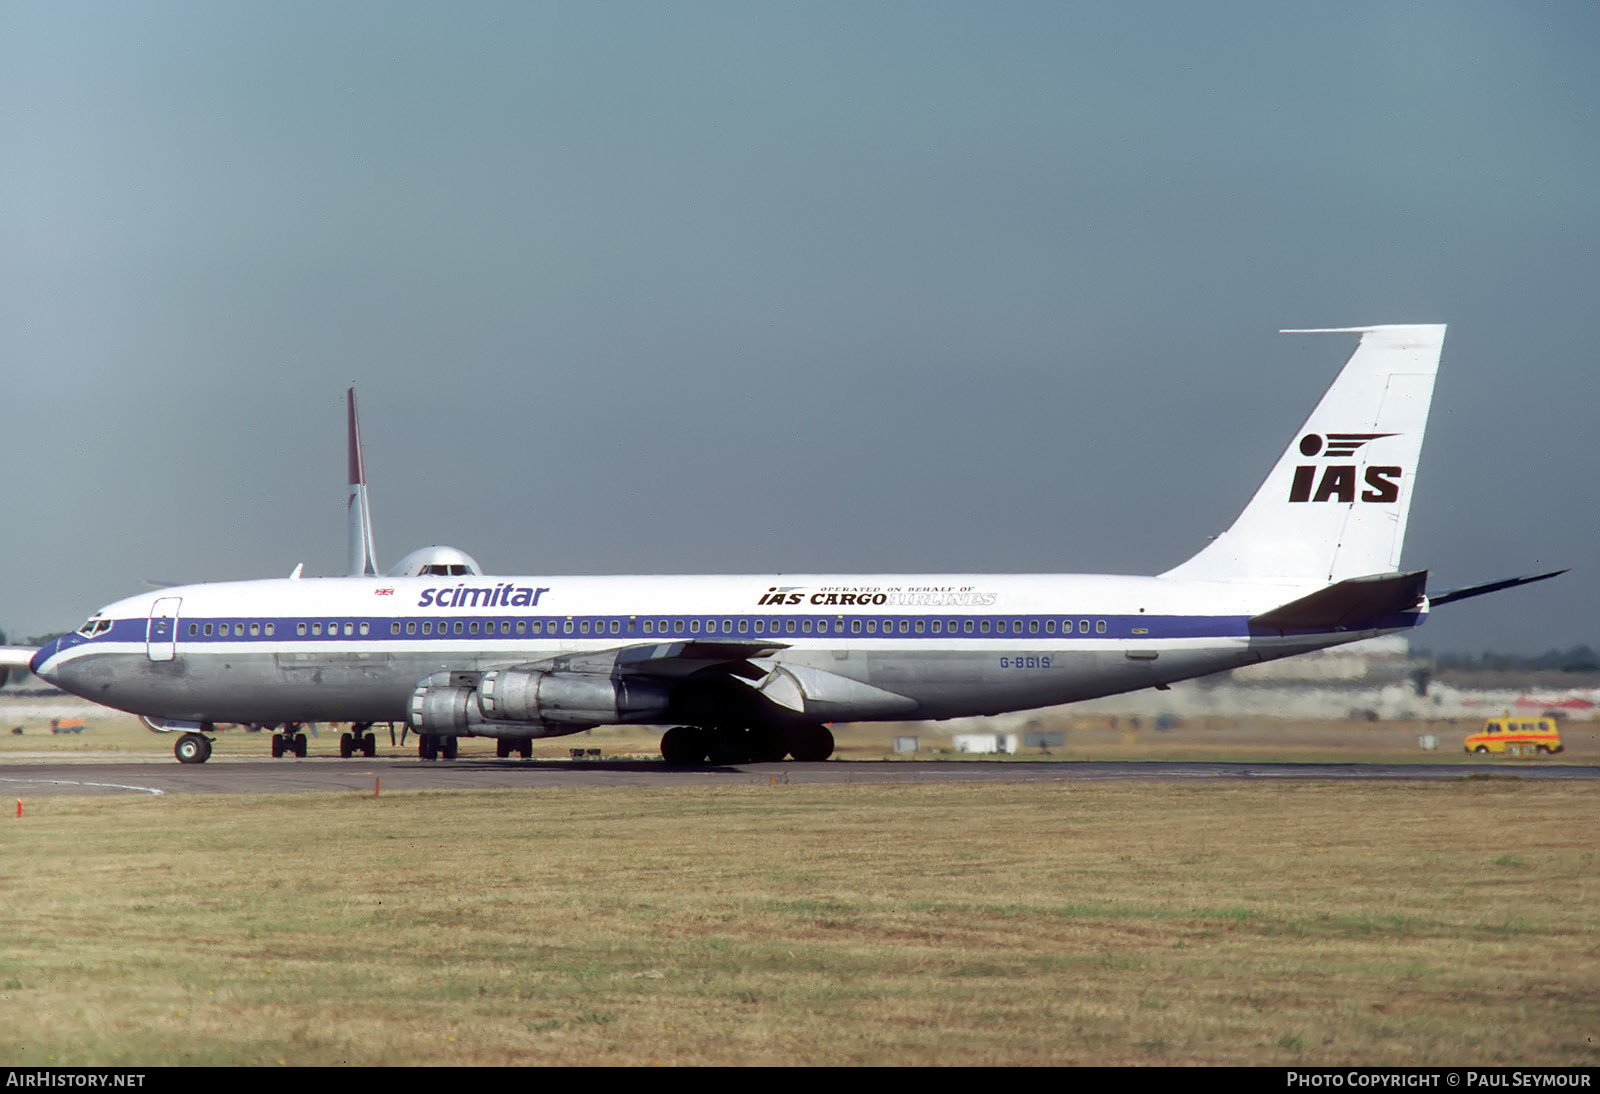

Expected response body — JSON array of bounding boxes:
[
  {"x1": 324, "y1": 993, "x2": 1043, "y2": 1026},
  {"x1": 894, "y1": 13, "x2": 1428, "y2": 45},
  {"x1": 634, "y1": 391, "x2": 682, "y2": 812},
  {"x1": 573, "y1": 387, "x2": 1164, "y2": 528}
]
[{"x1": 407, "y1": 667, "x2": 671, "y2": 738}]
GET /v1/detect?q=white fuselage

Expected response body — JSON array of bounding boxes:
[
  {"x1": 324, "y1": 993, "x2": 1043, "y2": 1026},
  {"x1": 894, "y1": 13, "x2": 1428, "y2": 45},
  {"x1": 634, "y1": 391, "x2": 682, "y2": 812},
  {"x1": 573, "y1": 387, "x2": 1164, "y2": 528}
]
[{"x1": 30, "y1": 570, "x2": 1424, "y2": 730}]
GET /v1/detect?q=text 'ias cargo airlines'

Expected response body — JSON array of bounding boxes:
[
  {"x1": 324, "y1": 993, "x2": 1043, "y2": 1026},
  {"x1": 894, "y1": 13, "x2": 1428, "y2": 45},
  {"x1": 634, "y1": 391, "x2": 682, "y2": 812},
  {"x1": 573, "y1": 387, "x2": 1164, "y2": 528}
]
[{"x1": 4, "y1": 325, "x2": 1563, "y2": 764}]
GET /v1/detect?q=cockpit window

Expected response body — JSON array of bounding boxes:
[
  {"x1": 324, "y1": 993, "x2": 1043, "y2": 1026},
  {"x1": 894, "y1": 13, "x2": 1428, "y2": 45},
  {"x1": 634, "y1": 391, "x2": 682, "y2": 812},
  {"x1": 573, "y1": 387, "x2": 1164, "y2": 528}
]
[{"x1": 76, "y1": 615, "x2": 112, "y2": 639}]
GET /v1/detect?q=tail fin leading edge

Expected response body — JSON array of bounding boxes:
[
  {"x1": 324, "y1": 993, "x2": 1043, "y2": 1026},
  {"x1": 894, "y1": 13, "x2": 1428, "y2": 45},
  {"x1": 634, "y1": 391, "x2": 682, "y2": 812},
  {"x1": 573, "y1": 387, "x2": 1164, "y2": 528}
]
[{"x1": 1162, "y1": 324, "x2": 1446, "y2": 586}]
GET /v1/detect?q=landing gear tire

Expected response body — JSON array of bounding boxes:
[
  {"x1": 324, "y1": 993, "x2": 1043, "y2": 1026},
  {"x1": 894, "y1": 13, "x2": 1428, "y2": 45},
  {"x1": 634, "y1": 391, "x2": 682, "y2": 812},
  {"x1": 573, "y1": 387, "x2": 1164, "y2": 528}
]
[
  {"x1": 517, "y1": 737, "x2": 532, "y2": 759},
  {"x1": 788, "y1": 724, "x2": 835, "y2": 762},
  {"x1": 340, "y1": 733, "x2": 355, "y2": 759},
  {"x1": 419, "y1": 735, "x2": 438, "y2": 761},
  {"x1": 271, "y1": 734, "x2": 285, "y2": 758},
  {"x1": 175, "y1": 733, "x2": 212, "y2": 764},
  {"x1": 440, "y1": 736, "x2": 458, "y2": 760},
  {"x1": 293, "y1": 733, "x2": 308, "y2": 758},
  {"x1": 362, "y1": 732, "x2": 377, "y2": 758},
  {"x1": 748, "y1": 725, "x2": 787, "y2": 763},
  {"x1": 660, "y1": 725, "x2": 708, "y2": 765}
]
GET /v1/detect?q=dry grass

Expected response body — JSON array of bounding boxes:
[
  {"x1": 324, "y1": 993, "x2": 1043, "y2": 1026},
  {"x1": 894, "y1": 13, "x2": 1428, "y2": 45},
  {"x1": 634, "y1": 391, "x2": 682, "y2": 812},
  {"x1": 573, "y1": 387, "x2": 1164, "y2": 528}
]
[{"x1": 0, "y1": 780, "x2": 1595, "y2": 1065}]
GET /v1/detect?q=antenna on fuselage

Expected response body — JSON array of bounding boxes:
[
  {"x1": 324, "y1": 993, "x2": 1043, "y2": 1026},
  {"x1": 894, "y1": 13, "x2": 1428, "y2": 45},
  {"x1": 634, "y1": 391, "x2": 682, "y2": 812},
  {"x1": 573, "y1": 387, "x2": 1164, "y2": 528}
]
[{"x1": 347, "y1": 386, "x2": 380, "y2": 577}]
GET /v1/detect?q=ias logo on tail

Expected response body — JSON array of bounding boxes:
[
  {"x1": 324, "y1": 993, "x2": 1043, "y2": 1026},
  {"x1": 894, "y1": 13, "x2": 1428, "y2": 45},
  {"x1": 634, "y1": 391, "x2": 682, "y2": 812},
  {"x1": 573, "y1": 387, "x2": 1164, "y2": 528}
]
[{"x1": 1289, "y1": 433, "x2": 1402, "y2": 504}]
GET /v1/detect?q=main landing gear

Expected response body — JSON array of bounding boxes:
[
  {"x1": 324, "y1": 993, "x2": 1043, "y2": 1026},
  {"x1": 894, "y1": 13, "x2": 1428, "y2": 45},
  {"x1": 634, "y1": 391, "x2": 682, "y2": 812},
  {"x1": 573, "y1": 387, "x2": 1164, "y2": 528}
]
[
  {"x1": 495, "y1": 736, "x2": 534, "y2": 759},
  {"x1": 270, "y1": 724, "x2": 308, "y2": 758},
  {"x1": 659, "y1": 724, "x2": 833, "y2": 765},
  {"x1": 418, "y1": 734, "x2": 458, "y2": 761},
  {"x1": 340, "y1": 722, "x2": 378, "y2": 758}
]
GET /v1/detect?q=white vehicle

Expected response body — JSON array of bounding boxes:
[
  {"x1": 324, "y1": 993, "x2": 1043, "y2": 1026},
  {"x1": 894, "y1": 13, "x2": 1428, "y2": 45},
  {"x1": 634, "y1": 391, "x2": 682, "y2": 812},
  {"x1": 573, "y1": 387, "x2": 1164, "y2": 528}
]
[{"x1": 13, "y1": 325, "x2": 1562, "y2": 764}]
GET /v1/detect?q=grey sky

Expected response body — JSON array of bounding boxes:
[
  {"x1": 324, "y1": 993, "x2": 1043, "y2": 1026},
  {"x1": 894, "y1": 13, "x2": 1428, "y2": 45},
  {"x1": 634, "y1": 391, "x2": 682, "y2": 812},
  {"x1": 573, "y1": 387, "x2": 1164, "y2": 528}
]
[{"x1": 2, "y1": 2, "x2": 1595, "y2": 653}]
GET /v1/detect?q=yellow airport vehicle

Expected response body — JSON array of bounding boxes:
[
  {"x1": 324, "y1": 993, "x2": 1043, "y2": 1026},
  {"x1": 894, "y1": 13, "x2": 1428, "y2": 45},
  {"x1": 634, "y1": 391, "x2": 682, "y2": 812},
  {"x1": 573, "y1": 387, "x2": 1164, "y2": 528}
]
[{"x1": 1464, "y1": 715, "x2": 1564, "y2": 756}]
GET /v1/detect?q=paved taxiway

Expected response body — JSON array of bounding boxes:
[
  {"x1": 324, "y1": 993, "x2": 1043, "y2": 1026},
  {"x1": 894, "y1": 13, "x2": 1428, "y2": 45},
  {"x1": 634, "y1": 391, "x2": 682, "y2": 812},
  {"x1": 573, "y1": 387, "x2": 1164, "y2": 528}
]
[{"x1": 0, "y1": 758, "x2": 1595, "y2": 797}]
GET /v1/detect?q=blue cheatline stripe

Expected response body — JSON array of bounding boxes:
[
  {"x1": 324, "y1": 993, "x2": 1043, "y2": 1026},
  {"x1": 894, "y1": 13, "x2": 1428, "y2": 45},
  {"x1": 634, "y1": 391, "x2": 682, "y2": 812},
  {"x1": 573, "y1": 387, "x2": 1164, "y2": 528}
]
[
  {"x1": 95, "y1": 610, "x2": 1427, "y2": 648},
  {"x1": 53, "y1": 608, "x2": 1422, "y2": 665}
]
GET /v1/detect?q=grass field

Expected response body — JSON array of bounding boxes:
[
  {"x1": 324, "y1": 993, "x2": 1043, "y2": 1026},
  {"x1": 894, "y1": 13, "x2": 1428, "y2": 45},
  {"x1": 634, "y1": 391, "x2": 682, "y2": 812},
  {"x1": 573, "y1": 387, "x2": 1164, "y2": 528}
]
[{"x1": 1, "y1": 778, "x2": 1595, "y2": 1065}]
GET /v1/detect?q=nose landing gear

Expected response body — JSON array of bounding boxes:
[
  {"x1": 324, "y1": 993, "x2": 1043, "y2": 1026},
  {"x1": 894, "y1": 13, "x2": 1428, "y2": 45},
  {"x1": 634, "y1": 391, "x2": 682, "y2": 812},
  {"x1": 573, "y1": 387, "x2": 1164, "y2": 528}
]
[{"x1": 174, "y1": 731, "x2": 213, "y2": 764}]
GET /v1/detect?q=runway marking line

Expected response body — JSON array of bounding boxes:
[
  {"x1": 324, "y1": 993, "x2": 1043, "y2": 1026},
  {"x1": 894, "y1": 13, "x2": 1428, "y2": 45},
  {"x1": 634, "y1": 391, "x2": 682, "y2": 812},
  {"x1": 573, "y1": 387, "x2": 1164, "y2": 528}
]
[{"x1": 0, "y1": 776, "x2": 165, "y2": 796}]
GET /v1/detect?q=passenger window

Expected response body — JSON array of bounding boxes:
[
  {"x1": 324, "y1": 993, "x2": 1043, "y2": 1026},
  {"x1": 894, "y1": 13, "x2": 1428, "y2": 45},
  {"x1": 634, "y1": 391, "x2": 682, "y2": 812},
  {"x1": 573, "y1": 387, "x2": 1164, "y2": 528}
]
[
  {"x1": 563, "y1": 620, "x2": 573, "y2": 634},
  {"x1": 931, "y1": 620, "x2": 942, "y2": 634},
  {"x1": 1028, "y1": 620, "x2": 1038, "y2": 634},
  {"x1": 407, "y1": 621, "x2": 416, "y2": 635},
  {"x1": 643, "y1": 620, "x2": 654, "y2": 634},
  {"x1": 784, "y1": 619, "x2": 795, "y2": 634},
  {"x1": 898, "y1": 620, "x2": 909, "y2": 634},
  {"x1": 205, "y1": 623, "x2": 214, "y2": 636},
  {"x1": 1046, "y1": 620, "x2": 1057, "y2": 634},
  {"x1": 980, "y1": 620, "x2": 990, "y2": 634},
  {"x1": 265, "y1": 623, "x2": 275, "y2": 637},
  {"x1": 690, "y1": 619, "x2": 701, "y2": 634},
  {"x1": 188, "y1": 624, "x2": 197, "y2": 636},
  {"x1": 802, "y1": 620, "x2": 813, "y2": 634},
  {"x1": 738, "y1": 619, "x2": 748, "y2": 634},
  {"x1": 915, "y1": 620, "x2": 925, "y2": 633},
  {"x1": 1079, "y1": 619, "x2": 1089, "y2": 634},
  {"x1": 312, "y1": 623, "x2": 323, "y2": 636},
  {"x1": 296, "y1": 623, "x2": 306, "y2": 636},
  {"x1": 343, "y1": 623, "x2": 353, "y2": 637},
  {"x1": 360, "y1": 622, "x2": 369, "y2": 636},
  {"x1": 423, "y1": 621, "x2": 432, "y2": 635},
  {"x1": 1096, "y1": 620, "x2": 1106, "y2": 634},
  {"x1": 851, "y1": 620, "x2": 861, "y2": 633},
  {"x1": 964, "y1": 620, "x2": 974, "y2": 633},
  {"x1": 673, "y1": 620, "x2": 685, "y2": 634},
  {"x1": 453, "y1": 621, "x2": 463, "y2": 635},
  {"x1": 867, "y1": 620, "x2": 877, "y2": 634},
  {"x1": 516, "y1": 621, "x2": 527, "y2": 634},
  {"x1": 610, "y1": 620, "x2": 620, "y2": 635}
]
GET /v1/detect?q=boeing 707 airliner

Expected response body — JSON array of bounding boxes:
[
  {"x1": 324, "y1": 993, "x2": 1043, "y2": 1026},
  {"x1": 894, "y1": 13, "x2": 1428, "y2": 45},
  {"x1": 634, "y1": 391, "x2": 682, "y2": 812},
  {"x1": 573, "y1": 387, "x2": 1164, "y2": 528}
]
[{"x1": 7, "y1": 325, "x2": 1562, "y2": 763}]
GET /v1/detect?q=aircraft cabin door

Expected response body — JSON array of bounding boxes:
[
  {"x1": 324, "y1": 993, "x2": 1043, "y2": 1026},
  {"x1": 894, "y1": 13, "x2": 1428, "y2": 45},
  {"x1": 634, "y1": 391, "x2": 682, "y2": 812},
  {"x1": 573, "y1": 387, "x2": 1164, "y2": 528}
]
[{"x1": 146, "y1": 597, "x2": 182, "y2": 662}]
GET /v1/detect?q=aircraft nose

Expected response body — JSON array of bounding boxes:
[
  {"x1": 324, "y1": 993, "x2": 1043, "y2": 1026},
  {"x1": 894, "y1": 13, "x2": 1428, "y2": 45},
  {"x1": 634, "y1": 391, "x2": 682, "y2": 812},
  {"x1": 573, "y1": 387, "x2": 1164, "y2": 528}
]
[{"x1": 30, "y1": 637, "x2": 63, "y2": 682}]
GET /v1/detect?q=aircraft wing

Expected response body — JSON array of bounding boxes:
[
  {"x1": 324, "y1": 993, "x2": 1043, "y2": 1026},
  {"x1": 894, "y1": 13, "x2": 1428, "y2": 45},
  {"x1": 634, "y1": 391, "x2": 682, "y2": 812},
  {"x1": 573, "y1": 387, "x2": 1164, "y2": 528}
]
[
  {"x1": 0, "y1": 647, "x2": 36, "y2": 669},
  {"x1": 0, "y1": 646, "x2": 36, "y2": 688},
  {"x1": 506, "y1": 640, "x2": 790, "y2": 682}
]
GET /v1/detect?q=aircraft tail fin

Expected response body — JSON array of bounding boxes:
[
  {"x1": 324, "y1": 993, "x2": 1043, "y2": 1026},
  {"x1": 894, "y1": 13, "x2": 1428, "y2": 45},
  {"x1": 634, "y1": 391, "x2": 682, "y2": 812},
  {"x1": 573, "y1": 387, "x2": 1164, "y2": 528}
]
[
  {"x1": 347, "y1": 386, "x2": 379, "y2": 577},
  {"x1": 1162, "y1": 324, "x2": 1446, "y2": 586}
]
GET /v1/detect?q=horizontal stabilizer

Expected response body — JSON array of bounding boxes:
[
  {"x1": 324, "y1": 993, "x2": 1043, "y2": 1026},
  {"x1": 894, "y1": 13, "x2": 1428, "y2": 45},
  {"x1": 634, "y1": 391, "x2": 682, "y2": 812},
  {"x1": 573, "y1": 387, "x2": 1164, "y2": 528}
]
[
  {"x1": 1250, "y1": 570, "x2": 1427, "y2": 630},
  {"x1": 1429, "y1": 569, "x2": 1567, "y2": 608}
]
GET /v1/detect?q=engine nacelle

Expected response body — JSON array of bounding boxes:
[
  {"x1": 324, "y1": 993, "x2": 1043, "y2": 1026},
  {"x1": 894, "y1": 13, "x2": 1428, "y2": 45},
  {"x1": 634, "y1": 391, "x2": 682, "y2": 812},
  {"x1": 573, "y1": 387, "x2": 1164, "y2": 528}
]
[
  {"x1": 407, "y1": 668, "x2": 671, "y2": 738},
  {"x1": 479, "y1": 667, "x2": 670, "y2": 726}
]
